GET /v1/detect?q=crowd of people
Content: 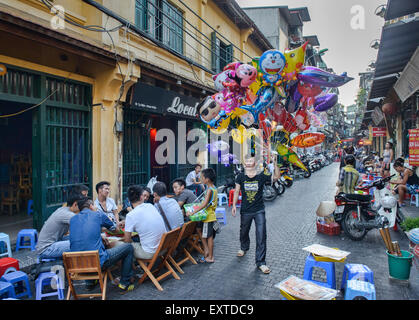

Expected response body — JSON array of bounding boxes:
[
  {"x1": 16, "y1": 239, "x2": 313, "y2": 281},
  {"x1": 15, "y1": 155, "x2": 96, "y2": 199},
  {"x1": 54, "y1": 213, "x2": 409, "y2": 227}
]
[
  {"x1": 35, "y1": 166, "x2": 223, "y2": 293},
  {"x1": 336, "y1": 143, "x2": 419, "y2": 207}
]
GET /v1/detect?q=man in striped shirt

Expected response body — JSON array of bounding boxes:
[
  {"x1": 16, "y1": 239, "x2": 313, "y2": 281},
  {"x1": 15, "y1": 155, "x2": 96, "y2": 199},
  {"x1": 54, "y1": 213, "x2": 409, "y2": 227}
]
[{"x1": 337, "y1": 155, "x2": 363, "y2": 194}]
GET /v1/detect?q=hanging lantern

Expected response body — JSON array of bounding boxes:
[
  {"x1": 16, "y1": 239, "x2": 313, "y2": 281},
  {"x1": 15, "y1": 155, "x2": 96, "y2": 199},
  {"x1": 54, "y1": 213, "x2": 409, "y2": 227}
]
[{"x1": 382, "y1": 103, "x2": 397, "y2": 115}]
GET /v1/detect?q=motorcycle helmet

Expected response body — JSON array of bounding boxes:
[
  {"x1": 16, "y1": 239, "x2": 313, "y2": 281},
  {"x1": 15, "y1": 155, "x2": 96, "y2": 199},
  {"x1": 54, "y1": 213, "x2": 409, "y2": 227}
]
[{"x1": 381, "y1": 195, "x2": 397, "y2": 209}]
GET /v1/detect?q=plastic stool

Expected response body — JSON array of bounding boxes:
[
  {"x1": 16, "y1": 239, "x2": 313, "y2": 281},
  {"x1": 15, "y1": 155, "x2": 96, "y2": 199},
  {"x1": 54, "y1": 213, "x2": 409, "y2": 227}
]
[
  {"x1": 344, "y1": 280, "x2": 376, "y2": 300},
  {"x1": 36, "y1": 272, "x2": 64, "y2": 300},
  {"x1": 215, "y1": 207, "x2": 227, "y2": 225},
  {"x1": 0, "y1": 258, "x2": 19, "y2": 278},
  {"x1": 228, "y1": 190, "x2": 241, "y2": 207},
  {"x1": 0, "y1": 281, "x2": 16, "y2": 299},
  {"x1": 0, "y1": 270, "x2": 32, "y2": 299},
  {"x1": 15, "y1": 229, "x2": 38, "y2": 252},
  {"x1": 27, "y1": 199, "x2": 34, "y2": 216},
  {"x1": 218, "y1": 193, "x2": 228, "y2": 206},
  {"x1": 0, "y1": 233, "x2": 12, "y2": 258},
  {"x1": 410, "y1": 193, "x2": 419, "y2": 207},
  {"x1": 341, "y1": 263, "x2": 374, "y2": 290},
  {"x1": 303, "y1": 254, "x2": 336, "y2": 289}
]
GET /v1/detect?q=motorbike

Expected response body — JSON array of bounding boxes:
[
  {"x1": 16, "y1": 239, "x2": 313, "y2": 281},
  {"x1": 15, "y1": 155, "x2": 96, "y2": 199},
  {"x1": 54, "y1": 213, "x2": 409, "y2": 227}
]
[
  {"x1": 272, "y1": 179, "x2": 286, "y2": 196},
  {"x1": 218, "y1": 164, "x2": 242, "y2": 195},
  {"x1": 280, "y1": 166, "x2": 294, "y2": 188},
  {"x1": 334, "y1": 176, "x2": 391, "y2": 241},
  {"x1": 369, "y1": 174, "x2": 405, "y2": 230},
  {"x1": 263, "y1": 181, "x2": 278, "y2": 201}
]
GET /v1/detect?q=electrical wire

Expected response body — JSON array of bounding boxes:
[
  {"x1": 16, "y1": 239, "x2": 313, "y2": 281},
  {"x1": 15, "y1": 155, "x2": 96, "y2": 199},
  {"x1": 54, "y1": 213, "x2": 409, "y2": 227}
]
[
  {"x1": 136, "y1": 0, "x2": 241, "y2": 63},
  {"x1": 0, "y1": 72, "x2": 73, "y2": 118},
  {"x1": 135, "y1": 0, "x2": 240, "y2": 69},
  {"x1": 176, "y1": 0, "x2": 253, "y2": 60}
]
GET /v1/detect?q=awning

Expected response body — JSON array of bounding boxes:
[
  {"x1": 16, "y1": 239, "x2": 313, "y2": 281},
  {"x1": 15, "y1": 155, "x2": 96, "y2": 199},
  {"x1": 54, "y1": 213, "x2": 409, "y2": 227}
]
[
  {"x1": 393, "y1": 47, "x2": 419, "y2": 102},
  {"x1": 369, "y1": 17, "x2": 419, "y2": 99},
  {"x1": 384, "y1": 0, "x2": 419, "y2": 21}
]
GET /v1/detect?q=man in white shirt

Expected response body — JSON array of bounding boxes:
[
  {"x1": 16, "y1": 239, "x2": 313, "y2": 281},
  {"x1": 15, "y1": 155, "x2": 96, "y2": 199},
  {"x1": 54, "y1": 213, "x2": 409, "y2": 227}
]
[
  {"x1": 185, "y1": 164, "x2": 205, "y2": 196},
  {"x1": 152, "y1": 182, "x2": 184, "y2": 231},
  {"x1": 123, "y1": 185, "x2": 166, "y2": 260}
]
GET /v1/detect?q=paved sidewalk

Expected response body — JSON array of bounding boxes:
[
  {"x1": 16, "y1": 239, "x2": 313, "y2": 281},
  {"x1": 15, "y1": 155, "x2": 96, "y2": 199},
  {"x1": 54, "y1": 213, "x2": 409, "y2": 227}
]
[{"x1": 6, "y1": 163, "x2": 419, "y2": 300}]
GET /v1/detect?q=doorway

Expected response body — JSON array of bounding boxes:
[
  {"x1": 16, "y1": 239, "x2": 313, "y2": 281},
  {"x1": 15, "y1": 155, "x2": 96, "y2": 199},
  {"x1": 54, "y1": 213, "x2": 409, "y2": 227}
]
[
  {"x1": 0, "y1": 64, "x2": 92, "y2": 234},
  {"x1": 0, "y1": 100, "x2": 34, "y2": 238}
]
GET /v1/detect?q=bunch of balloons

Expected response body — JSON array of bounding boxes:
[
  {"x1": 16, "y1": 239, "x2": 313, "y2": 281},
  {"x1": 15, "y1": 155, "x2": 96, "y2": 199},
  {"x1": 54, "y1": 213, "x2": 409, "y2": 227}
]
[{"x1": 197, "y1": 41, "x2": 353, "y2": 170}]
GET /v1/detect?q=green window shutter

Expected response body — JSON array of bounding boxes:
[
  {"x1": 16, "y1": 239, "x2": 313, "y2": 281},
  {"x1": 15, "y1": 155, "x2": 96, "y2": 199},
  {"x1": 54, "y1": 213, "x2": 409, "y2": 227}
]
[
  {"x1": 226, "y1": 44, "x2": 233, "y2": 64},
  {"x1": 211, "y1": 32, "x2": 220, "y2": 73}
]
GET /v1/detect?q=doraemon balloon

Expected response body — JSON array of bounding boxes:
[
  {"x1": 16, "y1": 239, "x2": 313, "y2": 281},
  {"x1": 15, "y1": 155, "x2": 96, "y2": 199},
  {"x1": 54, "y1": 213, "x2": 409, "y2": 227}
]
[{"x1": 258, "y1": 50, "x2": 287, "y2": 86}]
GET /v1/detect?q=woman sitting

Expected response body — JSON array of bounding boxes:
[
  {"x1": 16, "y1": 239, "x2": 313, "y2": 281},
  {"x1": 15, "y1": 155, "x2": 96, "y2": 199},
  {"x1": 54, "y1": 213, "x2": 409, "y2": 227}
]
[{"x1": 392, "y1": 160, "x2": 419, "y2": 206}]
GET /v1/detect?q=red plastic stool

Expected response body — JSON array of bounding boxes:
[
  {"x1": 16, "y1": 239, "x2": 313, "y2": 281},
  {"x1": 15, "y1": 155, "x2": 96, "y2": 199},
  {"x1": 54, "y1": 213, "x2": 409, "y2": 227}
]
[
  {"x1": 0, "y1": 257, "x2": 19, "y2": 278},
  {"x1": 228, "y1": 190, "x2": 241, "y2": 207}
]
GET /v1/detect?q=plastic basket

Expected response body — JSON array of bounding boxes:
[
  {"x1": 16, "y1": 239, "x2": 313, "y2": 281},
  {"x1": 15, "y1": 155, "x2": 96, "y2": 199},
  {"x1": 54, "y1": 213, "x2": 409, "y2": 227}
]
[
  {"x1": 316, "y1": 221, "x2": 341, "y2": 236},
  {"x1": 386, "y1": 250, "x2": 414, "y2": 280}
]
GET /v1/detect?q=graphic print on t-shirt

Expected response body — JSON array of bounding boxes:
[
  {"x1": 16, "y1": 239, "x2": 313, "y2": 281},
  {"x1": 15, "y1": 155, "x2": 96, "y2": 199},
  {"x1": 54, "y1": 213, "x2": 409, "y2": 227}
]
[{"x1": 243, "y1": 181, "x2": 259, "y2": 203}]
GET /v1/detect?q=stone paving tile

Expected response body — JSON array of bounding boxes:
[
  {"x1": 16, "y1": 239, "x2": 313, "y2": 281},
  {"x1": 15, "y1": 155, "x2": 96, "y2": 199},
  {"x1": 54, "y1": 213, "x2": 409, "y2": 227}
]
[{"x1": 10, "y1": 163, "x2": 419, "y2": 300}]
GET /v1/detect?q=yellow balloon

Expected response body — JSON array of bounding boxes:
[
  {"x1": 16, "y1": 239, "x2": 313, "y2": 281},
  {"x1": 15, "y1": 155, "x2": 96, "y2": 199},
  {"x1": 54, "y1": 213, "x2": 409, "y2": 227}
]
[
  {"x1": 209, "y1": 117, "x2": 230, "y2": 135},
  {"x1": 231, "y1": 125, "x2": 247, "y2": 144},
  {"x1": 284, "y1": 42, "x2": 308, "y2": 80}
]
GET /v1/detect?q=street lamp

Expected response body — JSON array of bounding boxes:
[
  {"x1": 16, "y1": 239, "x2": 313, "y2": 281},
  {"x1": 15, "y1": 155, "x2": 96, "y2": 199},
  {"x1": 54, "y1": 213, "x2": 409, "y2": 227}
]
[
  {"x1": 370, "y1": 39, "x2": 380, "y2": 50},
  {"x1": 375, "y1": 5, "x2": 386, "y2": 18}
]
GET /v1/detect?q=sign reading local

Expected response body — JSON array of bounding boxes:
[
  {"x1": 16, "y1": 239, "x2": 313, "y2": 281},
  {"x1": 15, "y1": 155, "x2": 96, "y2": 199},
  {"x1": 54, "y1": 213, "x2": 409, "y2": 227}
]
[
  {"x1": 131, "y1": 82, "x2": 200, "y2": 119},
  {"x1": 409, "y1": 129, "x2": 419, "y2": 166}
]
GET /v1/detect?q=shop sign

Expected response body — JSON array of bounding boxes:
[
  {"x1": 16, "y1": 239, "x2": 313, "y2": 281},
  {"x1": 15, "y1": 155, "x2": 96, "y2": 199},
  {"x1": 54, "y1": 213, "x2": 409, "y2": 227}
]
[
  {"x1": 372, "y1": 127, "x2": 387, "y2": 137},
  {"x1": 131, "y1": 82, "x2": 200, "y2": 120},
  {"x1": 409, "y1": 129, "x2": 419, "y2": 166}
]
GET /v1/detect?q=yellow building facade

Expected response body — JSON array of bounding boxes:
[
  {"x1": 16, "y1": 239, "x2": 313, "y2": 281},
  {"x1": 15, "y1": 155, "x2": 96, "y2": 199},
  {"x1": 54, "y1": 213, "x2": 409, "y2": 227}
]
[{"x1": 0, "y1": 0, "x2": 271, "y2": 228}]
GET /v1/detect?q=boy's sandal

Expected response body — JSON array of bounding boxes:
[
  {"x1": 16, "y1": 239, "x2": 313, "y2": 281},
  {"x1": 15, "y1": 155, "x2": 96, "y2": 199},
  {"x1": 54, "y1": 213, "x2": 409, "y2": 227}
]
[{"x1": 198, "y1": 256, "x2": 207, "y2": 263}]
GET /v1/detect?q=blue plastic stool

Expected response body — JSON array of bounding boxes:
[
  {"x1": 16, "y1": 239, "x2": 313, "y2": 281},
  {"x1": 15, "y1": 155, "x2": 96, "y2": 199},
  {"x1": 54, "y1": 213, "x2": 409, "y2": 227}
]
[
  {"x1": 218, "y1": 193, "x2": 228, "y2": 206},
  {"x1": 344, "y1": 280, "x2": 376, "y2": 300},
  {"x1": 341, "y1": 263, "x2": 374, "y2": 291},
  {"x1": 15, "y1": 229, "x2": 38, "y2": 252},
  {"x1": 303, "y1": 254, "x2": 336, "y2": 289},
  {"x1": 0, "y1": 271, "x2": 32, "y2": 299},
  {"x1": 215, "y1": 207, "x2": 227, "y2": 225},
  {"x1": 0, "y1": 281, "x2": 16, "y2": 299},
  {"x1": 27, "y1": 199, "x2": 33, "y2": 216},
  {"x1": 36, "y1": 272, "x2": 64, "y2": 300},
  {"x1": 0, "y1": 233, "x2": 12, "y2": 258}
]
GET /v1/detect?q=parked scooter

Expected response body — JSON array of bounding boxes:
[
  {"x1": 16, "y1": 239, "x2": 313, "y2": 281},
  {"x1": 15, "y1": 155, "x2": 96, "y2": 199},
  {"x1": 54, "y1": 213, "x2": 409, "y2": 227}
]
[
  {"x1": 366, "y1": 174, "x2": 405, "y2": 230},
  {"x1": 333, "y1": 176, "x2": 393, "y2": 241},
  {"x1": 280, "y1": 166, "x2": 294, "y2": 188}
]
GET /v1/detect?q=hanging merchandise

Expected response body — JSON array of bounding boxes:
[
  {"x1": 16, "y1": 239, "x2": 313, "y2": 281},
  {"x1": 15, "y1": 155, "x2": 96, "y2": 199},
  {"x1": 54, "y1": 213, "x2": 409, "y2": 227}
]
[{"x1": 198, "y1": 47, "x2": 354, "y2": 168}]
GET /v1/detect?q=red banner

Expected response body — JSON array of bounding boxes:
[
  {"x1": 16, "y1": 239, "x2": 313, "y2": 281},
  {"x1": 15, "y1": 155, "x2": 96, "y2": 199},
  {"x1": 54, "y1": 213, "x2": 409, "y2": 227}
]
[
  {"x1": 372, "y1": 127, "x2": 387, "y2": 137},
  {"x1": 409, "y1": 129, "x2": 419, "y2": 166}
]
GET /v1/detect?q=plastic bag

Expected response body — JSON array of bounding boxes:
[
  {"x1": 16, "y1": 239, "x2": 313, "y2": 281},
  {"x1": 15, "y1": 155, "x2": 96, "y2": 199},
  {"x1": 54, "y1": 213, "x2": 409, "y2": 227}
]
[{"x1": 147, "y1": 176, "x2": 158, "y2": 191}]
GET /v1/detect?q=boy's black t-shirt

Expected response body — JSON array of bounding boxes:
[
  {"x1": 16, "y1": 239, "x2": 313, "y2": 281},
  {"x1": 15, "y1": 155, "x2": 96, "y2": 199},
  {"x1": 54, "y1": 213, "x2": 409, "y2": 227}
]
[{"x1": 235, "y1": 170, "x2": 272, "y2": 213}]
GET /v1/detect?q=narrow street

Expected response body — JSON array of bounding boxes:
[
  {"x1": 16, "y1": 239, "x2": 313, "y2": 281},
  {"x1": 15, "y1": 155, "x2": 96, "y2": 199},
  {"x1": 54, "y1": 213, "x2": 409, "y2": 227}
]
[{"x1": 105, "y1": 162, "x2": 419, "y2": 300}]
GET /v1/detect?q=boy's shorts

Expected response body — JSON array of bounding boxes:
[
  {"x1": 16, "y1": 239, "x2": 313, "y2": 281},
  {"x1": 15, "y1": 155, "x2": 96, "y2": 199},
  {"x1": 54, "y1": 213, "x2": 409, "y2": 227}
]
[{"x1": 200, "y1": 221, "x2": 216, "y2": 239}]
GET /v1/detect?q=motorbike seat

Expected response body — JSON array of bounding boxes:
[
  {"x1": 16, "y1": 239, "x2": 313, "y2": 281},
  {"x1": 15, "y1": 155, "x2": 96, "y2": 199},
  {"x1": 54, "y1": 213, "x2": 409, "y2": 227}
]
[{"x1": 342, "y1": 193, "x2": 372, "y2": 203}]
